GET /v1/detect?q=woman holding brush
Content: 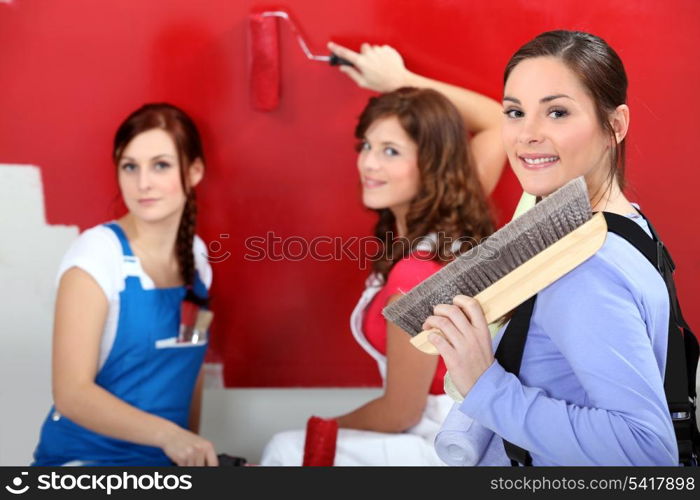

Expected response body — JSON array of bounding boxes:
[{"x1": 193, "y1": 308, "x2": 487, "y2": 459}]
[
  {"x1": 261, "y1": 79, "x2": 504, "y2": 465},
  {"x1": 421, "y1": 31, "x2": 680, "y2": 466},
  {"x1": 32, "y1": 103, "x2": 219, "y2": 466}
]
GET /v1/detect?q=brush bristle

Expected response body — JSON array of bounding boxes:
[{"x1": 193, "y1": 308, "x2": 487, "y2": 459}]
[{"x1": 382, "y1": 177, "x2": 591, "y2": 335}]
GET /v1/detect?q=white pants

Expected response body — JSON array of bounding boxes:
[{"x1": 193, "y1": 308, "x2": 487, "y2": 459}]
[
  {"x1": 260, "y1": 394, "x2": 452, "y2": 466},
  {"x1": 261, "y1": 427, "x2": 446, "y2": 466}
]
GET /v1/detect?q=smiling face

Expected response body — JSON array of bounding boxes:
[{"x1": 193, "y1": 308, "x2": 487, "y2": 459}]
[
  {"x1": 357, "y1": 115, "x2": 420, "y2": 220},
  {"x1": 502, "y1": 56, "x2": 613, "y2": 197},
  {"x1": 117, "y1": 128, "x2": 201, "y2": 224}
]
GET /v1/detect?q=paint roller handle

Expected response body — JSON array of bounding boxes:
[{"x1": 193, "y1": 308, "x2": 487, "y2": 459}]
[{"x1": 329, "y1": 53, "x2": 353, "y2": 66}]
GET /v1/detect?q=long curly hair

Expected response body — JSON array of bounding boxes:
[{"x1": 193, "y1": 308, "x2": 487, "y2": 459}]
[
  {"x1": 355, "y1": 88, "x2": 495, "y2": 280},
  {"x1": 112, "y1": 103, "x2": 205, "y2": 298}
]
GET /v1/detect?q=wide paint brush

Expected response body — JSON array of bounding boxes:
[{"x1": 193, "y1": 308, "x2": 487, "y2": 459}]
[{"x1": 383, "y1": 177, "x2": 608, "y2": 354}]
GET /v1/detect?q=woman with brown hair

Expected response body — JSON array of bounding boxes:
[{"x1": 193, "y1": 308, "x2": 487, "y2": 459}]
[
  {"x1": 261, "y1": 84, "x2": 503, "y2": 465},
  {"x1": 427, "y1": 31, "x2": 682, "y2": 466},
  {"x1": 32, "y1": 103, "x2": 219, "y2": 466}
]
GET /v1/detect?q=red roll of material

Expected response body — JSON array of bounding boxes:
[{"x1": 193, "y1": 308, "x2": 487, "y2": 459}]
[
  {"x1": 302, "y1": 416, "x2": 338, "y2": 466},
  {"x1": 248, "y1": 13, "x2": 280, "y2": 111}
]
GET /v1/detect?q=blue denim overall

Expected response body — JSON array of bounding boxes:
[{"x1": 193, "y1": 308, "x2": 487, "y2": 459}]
[{"x1": 33, "y1": 223, "x2": 208, "y2": 465}]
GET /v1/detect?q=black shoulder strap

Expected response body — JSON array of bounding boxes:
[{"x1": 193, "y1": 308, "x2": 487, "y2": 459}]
[
  {"x1": 603, "y1": 211, "x2": 698, "y2": 466},
  {"x1": 495, "y1": 211, "x2": 699, "y2": 466},
  {"x1": 494, "y1": 296, "x2": 536, "y2": 466},
  {"x1": 603, "y1": 212, "x2": 697, "y2": 401}
]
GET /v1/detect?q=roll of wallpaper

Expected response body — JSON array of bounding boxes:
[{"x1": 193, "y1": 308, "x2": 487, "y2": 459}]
[{"x1": 434, "y1": 403, "x2": 493, "y2": 466}]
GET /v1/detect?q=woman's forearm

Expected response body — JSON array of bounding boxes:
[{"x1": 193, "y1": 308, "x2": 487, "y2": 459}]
[
  {"x1": 335, "y1": 394, "x2": 424, "y2": 433},
  {"x1": 54, "y1": 381, "x2": 178, "y2": 449},
  {"x1": 402, "y1": 71, "x2": 502, "y2": 134}
]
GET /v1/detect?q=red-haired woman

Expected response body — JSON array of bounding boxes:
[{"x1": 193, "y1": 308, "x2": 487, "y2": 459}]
[
  {"x1": 262, "y1": 79, "x2": 503, "y2": 465},
  {"x1": 32, "y1": 103, "x2": 219, "y2": 466}
]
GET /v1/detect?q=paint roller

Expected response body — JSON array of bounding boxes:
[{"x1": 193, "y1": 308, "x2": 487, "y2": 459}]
[{"x1": 248, "y1": 10, "x2": 352, "y2": 111}]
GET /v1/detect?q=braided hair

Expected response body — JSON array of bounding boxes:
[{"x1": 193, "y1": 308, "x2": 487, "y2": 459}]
[{"x1": 113, "y1": 103, "x2": 205, "y2": 298}]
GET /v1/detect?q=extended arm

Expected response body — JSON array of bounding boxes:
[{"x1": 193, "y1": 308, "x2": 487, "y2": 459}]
[
  {"x1": 335, "y1": 294, "x2": 439, "y2": 432},
  {"x1": 329, "y1": 42, "x2": 506, "y2": 194}
]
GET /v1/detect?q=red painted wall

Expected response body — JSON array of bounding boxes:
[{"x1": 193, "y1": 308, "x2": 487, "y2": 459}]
[{"x1": 1, "y1": 0, "x2": 698, "y2": 387}]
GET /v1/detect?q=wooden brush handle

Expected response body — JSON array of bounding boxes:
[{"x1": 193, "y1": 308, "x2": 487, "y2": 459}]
[
  {"x1": 410, "y1": 212, "x2": 608, "y2": 355},
  {"x1": 409, "y1": 328, "x2": 443, "y2": 355}
]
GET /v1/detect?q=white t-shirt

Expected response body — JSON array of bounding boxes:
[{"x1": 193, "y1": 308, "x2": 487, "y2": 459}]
[{"x1": 56, "y1": 224, "x2": 213, "y2": 370}]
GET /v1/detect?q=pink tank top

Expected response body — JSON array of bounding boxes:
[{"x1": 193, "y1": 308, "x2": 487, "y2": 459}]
[{"x1": 362, "y1": 253, "x2": 447, "y2": 394}]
